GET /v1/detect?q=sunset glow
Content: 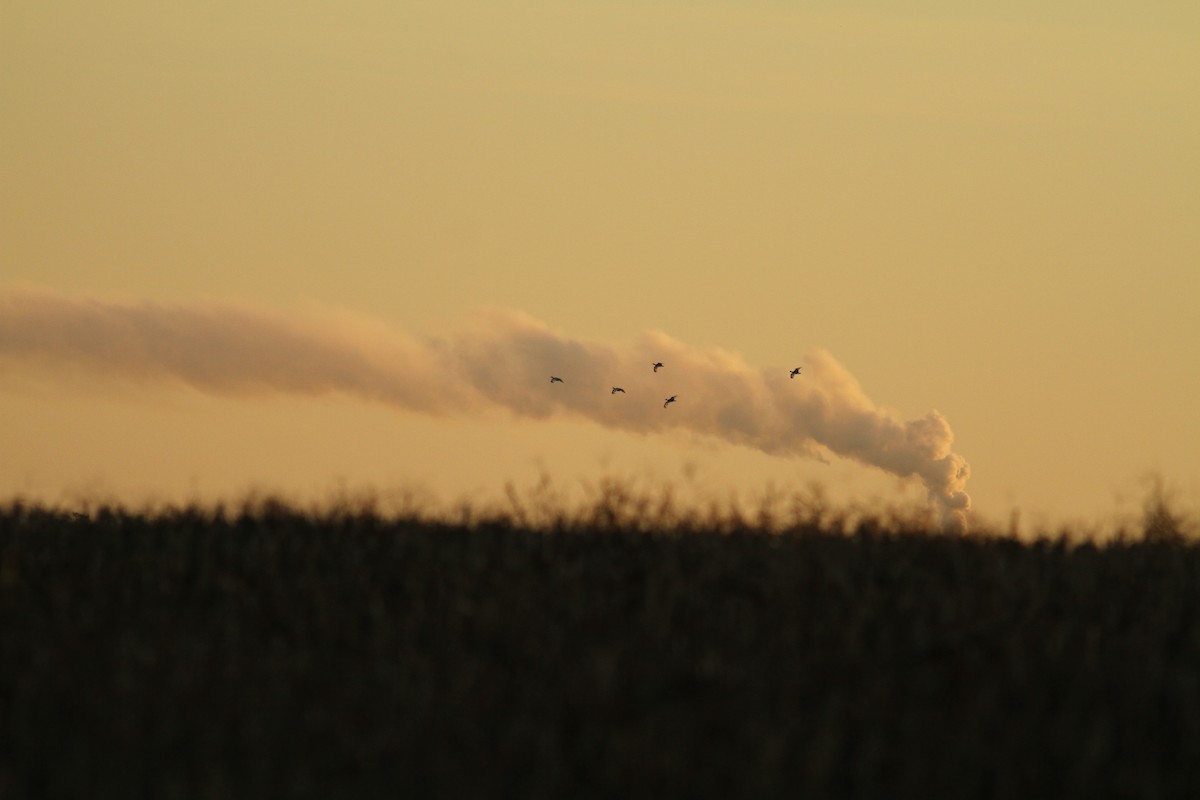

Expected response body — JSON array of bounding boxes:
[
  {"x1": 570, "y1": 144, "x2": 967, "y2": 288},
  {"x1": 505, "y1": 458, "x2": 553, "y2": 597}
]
[{"x1": 3, "y1": 2, "x2": 1197, "y2": 529}]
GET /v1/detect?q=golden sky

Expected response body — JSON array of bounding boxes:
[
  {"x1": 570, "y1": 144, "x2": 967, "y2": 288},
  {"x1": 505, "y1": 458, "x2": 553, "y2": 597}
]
[{"x1": 2, "y1": 1, "x2": 1198, "y2": 529}]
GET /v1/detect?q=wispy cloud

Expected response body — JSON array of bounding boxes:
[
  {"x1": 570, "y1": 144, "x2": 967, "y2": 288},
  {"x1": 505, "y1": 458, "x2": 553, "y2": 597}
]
[{"x1": 1, "y1": 287, "x2": 971, "y2": 529}]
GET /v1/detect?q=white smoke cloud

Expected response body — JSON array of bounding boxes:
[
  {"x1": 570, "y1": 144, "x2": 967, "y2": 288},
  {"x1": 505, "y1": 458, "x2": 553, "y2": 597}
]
[{"x1": 0, "y1": 287, "x2": 971, "y2": 530}]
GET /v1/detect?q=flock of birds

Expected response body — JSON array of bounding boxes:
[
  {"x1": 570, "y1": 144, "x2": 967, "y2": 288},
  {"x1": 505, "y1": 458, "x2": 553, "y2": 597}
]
[{"x1": 549, "y1": 363, "x2": 802, "y2": 408}]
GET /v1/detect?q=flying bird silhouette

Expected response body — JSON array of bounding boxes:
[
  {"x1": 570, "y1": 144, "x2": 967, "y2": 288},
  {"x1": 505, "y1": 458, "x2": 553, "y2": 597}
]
[
  {"x1": 652, "y1": 362, "x2": 663, "y2": 372},
  {"x1": 790, "y1": 367, "x2": 802, "y2": 378},
  {"x1": 550, "y1": 376, "x2": 564, "y2": 383},
  {"x1": 611, "y1": 387, "x2": 625, "y2": 394},
  {"x1": 663, "y1": 395, "x2": 677, "y2": 408}
]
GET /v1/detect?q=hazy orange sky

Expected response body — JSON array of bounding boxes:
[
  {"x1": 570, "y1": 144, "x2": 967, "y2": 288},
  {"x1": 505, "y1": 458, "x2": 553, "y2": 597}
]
[{"x1": 3, "y1": 1, "x2": 1197, "y2": 529}]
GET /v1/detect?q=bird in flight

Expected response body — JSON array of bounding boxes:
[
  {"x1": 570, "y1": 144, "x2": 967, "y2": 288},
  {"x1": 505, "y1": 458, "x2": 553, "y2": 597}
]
[
  {"x1": 611, "y1": 387, "x2": 625, "y2": 394},
  {"x1": 550, "y1": 376, "x2": 564, "y2": 383},
  {"x1": 790, "y1": 367, "x2": 802, "y2": 379},
  {"x1": 652, "y1": 362, "x2": 664, "y2": 372},
  {"x1": 663, "y1": 395, "x2": 677, "y2": 408}
]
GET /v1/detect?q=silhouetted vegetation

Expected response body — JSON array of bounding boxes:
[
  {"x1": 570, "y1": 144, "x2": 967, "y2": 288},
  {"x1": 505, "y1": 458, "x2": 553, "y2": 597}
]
[{"x1": 1, "y1": 488, "x2": 1198, "y2": 798}]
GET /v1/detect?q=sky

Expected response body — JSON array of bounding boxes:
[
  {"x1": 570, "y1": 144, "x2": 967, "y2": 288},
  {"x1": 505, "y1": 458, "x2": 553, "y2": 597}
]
[{"x1": 2, "y1": 1, "x2": 1198, "y2": 531}]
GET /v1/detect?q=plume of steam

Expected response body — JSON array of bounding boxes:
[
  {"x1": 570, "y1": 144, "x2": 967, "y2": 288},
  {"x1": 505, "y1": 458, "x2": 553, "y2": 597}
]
[{"x1": 0, "y1": 287, "x2": 971, "y2": 530}]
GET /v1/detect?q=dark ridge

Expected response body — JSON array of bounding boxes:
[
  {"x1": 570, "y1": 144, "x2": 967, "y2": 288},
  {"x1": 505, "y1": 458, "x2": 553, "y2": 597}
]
[{"x1": 2, "y1": 502, "x2": 1198, "y2": 799}]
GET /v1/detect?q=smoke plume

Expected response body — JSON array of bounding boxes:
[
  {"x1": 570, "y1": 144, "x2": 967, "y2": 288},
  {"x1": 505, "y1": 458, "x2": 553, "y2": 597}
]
[{"x1": 0, "y1": 287, "x2": 971, "y2": 530}]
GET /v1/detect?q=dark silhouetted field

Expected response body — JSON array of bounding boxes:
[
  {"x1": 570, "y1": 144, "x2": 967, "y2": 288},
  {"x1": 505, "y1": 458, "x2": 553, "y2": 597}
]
[{"x1": 2, "y1": 494, "x2": 1198, "y2": 799}]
